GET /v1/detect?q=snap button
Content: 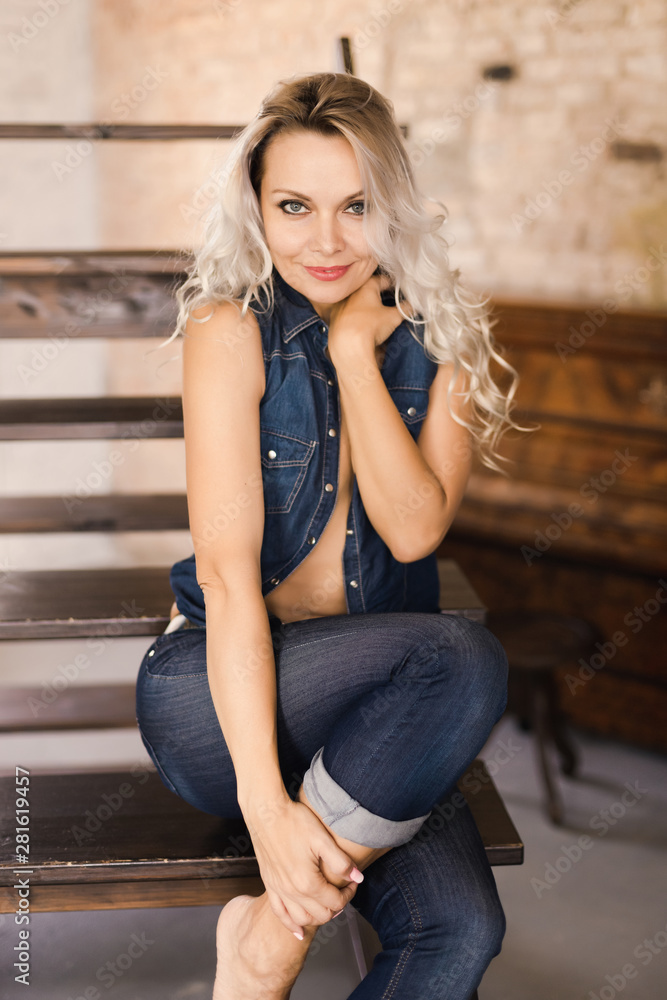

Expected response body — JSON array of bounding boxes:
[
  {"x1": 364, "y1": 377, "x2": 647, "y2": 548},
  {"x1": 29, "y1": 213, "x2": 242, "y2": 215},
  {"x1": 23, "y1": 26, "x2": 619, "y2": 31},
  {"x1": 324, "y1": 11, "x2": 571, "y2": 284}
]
[
  {"x1": 328, "y1": 378, "x2": 334, "y2": 386},
  {"x1": 271, "y1": 577, "x2": 280, "y2": 584},
  {"x1": 319, "y1": 324, "x2": 327, "y2": 335},
  {"x1": 267, "y1": 449, "x2": 277, "y2": 459},
  {"x1": 148, "y1": 649, "x2": 155, "y2": 656},
  {"x1": 407, "y1": 406, "x2": 417, "y2": 416},
  {"x1": 328, "y1": 428, "x2": 337, "y2": 437},
  {"x1": 308, "y1": 536, "x2": 316, "y2": 544},
  {"x1": 346, "y1": 528, "x2": 353, "y2": 535},
  {"x1": 349, "y1": 579, "x2": 358, "y2": 588},
  {"x1": 325, "y1": 483, "x2": 334, "y2": 492}
]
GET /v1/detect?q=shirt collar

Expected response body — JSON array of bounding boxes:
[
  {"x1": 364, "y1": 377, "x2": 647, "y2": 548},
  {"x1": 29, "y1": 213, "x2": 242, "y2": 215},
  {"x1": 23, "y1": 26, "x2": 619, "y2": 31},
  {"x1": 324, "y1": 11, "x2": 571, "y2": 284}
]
[{"x1": 271, "y1": 267, "x2": 325, "y2": 343}]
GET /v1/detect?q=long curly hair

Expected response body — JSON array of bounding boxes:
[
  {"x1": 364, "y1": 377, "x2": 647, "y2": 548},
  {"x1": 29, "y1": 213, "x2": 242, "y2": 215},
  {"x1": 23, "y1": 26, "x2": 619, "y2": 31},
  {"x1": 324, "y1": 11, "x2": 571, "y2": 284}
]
[{"x1": 162, "y1": 71, "x2": 528, "y2": 473}]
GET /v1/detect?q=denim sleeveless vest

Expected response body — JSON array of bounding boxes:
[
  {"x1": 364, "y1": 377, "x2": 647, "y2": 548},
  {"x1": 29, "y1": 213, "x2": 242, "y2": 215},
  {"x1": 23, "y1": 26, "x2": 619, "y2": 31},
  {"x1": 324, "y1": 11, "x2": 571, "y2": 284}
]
[{"x1": 169, "y1": 267, "x2": 441, "y2": 625}]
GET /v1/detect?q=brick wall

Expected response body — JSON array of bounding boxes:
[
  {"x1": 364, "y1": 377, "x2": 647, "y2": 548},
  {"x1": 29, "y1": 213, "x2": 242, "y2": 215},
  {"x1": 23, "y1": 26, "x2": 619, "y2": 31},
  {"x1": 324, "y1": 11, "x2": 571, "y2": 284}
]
[
  {"x1": 1, "y1": 0, "x2": 664, "y2": 307},
  {"x1": 92, "y1": 0, "x2": 666, "y2": 309}
]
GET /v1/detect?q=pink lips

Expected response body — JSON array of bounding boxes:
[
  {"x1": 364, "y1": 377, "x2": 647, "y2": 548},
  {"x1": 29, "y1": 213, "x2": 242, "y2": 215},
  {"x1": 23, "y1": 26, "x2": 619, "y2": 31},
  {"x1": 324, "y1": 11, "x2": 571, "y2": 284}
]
[{"x1": 303, "y1": 265, "x2": 351, "y2": 281}]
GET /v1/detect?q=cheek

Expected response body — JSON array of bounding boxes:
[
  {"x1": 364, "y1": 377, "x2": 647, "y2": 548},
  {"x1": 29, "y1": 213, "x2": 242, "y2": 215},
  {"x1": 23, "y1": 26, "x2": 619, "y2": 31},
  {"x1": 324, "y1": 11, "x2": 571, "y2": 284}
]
[
  {"x1": 264, "y1": 219, "x2": 304, "y2": 257},
  {"x1": 348, "y1": 227, "x2": 374, "y2": 261}
]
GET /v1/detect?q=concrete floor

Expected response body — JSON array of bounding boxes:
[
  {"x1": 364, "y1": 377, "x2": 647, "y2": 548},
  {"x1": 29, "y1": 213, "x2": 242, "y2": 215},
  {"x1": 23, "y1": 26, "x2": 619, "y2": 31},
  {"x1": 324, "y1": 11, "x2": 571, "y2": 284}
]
[{"x1": 1, "y1": 632, "x2": 666, "y2": 999}]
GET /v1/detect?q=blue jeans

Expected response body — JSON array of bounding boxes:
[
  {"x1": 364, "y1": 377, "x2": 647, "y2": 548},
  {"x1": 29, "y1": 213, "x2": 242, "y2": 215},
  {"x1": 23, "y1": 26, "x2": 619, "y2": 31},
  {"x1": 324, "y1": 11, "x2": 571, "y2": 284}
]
[{"x1": 135, "y1": 610, "x2": 508, "y2": 999}]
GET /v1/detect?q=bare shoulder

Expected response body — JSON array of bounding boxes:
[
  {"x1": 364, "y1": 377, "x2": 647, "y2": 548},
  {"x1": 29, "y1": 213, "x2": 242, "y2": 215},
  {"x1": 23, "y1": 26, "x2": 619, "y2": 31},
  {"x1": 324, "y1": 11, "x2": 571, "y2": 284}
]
[{"x1": 183, "y1": 298, "x2": 265, "y2": 398}]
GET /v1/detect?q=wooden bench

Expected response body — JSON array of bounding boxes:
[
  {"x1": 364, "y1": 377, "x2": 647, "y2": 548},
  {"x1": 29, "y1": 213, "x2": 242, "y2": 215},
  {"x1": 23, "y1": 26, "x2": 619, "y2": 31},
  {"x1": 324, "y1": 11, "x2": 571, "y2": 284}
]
[{"x1": 0, "y1": 249, "x2": 523, "y2": 997}]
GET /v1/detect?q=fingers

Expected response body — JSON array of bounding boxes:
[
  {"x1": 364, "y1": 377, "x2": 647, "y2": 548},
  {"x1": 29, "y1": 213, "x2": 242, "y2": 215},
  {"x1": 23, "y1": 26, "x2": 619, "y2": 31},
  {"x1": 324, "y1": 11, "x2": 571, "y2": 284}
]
[{"x1": 267, "y1": 887, "x2": 305, "y2": 937}]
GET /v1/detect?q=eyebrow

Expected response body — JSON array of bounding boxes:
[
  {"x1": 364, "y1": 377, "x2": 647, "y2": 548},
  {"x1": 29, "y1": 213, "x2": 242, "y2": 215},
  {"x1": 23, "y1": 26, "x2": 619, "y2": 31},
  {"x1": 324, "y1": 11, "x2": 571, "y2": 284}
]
[{"x1": 271, "y1": 188, "x2": 364, "y2": 201}]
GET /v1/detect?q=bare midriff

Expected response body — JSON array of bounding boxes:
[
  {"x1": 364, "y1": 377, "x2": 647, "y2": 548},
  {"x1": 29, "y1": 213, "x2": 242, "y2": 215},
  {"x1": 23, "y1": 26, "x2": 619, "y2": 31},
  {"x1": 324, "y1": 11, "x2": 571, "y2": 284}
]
[{"x1": 168, "y1": 343, "x2": 385, "y2": 626}]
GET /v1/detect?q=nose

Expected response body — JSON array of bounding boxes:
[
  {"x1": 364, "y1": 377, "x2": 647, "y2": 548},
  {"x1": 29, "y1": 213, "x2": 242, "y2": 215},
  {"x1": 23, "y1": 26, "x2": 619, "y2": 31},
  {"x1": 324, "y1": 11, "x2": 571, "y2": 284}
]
[{"x1": 310, "y1": 212, "x2": 345, "y2": 256}]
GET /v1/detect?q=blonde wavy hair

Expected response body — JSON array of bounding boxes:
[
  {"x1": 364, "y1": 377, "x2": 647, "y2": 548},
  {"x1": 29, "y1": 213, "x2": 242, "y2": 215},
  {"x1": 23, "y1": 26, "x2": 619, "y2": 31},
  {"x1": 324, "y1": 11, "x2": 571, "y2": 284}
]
[{"x1": 163, "y1": 71, "x2": 528, "y2": 473}]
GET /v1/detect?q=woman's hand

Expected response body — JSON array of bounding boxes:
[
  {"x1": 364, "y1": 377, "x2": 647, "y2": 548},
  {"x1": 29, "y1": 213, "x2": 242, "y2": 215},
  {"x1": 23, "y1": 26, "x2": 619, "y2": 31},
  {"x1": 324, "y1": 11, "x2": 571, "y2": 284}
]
[
  {"x1": 244, "y1": 797, "x2": 361, "y2": 937},
  {"x1": 327, "y1": 272, "x2": 412, "y2": 360}
]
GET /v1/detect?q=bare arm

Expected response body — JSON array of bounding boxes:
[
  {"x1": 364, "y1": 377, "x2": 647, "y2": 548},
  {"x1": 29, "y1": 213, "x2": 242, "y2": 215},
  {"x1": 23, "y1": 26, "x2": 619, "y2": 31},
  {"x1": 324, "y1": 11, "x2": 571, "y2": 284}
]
[
  {"x1": 181, "y1": 300, "x2": 288, "y2": 815},
  {"x1": 331, "y1": 343, "x2": 472, "y2": 563},
  {"x1": 181, "y1": 300, "x2": 359, "y2": 932}
]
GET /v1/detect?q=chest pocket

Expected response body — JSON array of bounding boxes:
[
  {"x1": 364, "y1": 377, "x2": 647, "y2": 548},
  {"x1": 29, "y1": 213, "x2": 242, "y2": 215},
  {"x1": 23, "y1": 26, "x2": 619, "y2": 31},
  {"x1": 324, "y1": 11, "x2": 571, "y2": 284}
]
[
  {"x1": 387, "y1": 387, "x2": 431, "y2": 439},
  {"x1": 260, "y1": 427, "x2": 317, "y2": 513}
]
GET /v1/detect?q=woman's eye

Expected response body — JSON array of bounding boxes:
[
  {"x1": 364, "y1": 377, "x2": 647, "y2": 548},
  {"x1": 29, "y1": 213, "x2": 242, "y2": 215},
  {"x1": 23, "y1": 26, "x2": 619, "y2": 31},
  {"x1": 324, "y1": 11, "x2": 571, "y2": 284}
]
[
  {"x1": 279, "y1": 200, "x2": 307, "y2": 215},
  {"x1": 346, "y1": 201, "x2": 365, "y2": 215}
]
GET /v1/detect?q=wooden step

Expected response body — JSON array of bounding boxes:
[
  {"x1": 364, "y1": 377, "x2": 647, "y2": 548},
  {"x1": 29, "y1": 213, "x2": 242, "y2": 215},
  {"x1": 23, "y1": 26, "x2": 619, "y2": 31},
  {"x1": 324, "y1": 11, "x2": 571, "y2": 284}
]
[
  {"x1": 0, "y1": 566, "x2": 173, "y2": 638},
  {"x1": 0, "y1": 560, "x2": 484, "y2": 639},
  {"x1": 0, "y1": 396, "x2": 183, "y2": 440},
  {"x1": 0, "y1": 684, "x2": 137, "y2": 732},
  {"x1": 0, "y1": 494, "x2": 188, "y2": 533},
  {"x1": 0, "y1": 761, "x2": 523, "y2": 912}
]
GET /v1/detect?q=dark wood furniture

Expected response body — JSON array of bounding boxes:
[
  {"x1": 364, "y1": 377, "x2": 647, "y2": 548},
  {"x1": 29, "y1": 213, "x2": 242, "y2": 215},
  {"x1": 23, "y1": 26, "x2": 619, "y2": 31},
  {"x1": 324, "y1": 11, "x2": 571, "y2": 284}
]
[
  {"x1": 485, "y1": 610, "x2": 604, "y2": 825},
  {"x1": 440, "y1": 296, "x2": 667, "y2": 753}
]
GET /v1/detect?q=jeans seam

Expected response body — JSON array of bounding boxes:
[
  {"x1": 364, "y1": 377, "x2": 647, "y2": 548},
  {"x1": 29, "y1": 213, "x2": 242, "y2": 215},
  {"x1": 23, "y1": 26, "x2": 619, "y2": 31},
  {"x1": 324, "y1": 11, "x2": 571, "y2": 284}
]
[{"x1": 382, "y1": 856, "x2": 423, "y2": 999}]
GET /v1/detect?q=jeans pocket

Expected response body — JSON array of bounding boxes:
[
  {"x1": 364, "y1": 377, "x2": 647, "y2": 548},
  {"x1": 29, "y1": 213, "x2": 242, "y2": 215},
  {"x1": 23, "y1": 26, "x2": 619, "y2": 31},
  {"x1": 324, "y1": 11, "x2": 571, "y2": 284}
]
[{"x1": 142, "y1": 628, "x2": 206, "y2": 677}]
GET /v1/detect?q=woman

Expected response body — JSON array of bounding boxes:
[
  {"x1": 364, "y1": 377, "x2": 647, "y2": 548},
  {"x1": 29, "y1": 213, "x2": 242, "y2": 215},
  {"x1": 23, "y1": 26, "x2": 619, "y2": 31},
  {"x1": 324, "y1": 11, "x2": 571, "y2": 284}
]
[{"x1": 136, "y1": 71, "x2": 524, "y2": 999}]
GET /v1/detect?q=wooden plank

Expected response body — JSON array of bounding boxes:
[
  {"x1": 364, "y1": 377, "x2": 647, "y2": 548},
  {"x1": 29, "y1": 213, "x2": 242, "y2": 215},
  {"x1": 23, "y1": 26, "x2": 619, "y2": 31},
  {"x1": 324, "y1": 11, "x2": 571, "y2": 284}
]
[
  {"x1": 0, "y1": 566, "x2": 173, "y2": 638},
  {"x1": 0, "y1": 877, "x2": 264, "y2": 913},
  {"x1": 0, "y1": 685, "x2": 137, "y2": 733},
  {"x1": 0, "y1": 397, "x2": 182, "y2": 440},
  {"x1": 490, "y1": 297, "x2": 667, "y2": 359},
  {"x1": 0, "y1": 249, "x2": 188, "y2": 276},
  {"x1": 459, "y1": 764, "x2": 523, "y2": 866},
  {"x1": 0, "y1": 124, "x2": 245, "y2": 140},
  {"x1": 454, "y1": 475, "x2": 667, "y2": 576},
  {"x1": 0, "y1": 494, "x2": 188, "y2": 534},
  {"x1": 0, "y1": 265, "x2": 180, "y2": 338},
  {"x1": 438, "y1": 559, "x2": 486, "y2": 623}
]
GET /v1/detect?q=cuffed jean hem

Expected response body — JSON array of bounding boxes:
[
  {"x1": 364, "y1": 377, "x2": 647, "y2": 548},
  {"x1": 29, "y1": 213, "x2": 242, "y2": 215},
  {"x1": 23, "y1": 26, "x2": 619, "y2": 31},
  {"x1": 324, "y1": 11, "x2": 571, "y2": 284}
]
[{"x1": 301, "y1": 745, "x2": 432, "y2": 848}]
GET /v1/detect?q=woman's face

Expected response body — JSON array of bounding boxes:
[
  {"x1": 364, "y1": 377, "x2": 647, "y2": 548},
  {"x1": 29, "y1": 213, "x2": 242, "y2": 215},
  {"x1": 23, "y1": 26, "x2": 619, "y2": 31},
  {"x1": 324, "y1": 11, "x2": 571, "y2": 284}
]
[{"x1": 258, "y1": 129, "x2": 379, "y2": 324}]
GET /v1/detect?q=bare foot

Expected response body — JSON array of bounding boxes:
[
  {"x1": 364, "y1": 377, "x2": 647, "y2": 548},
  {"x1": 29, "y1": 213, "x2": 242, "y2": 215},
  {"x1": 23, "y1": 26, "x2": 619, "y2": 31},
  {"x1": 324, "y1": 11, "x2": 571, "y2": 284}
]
[{"x1": 212, "y1": 893, "x2": 315, "y2": 1000}]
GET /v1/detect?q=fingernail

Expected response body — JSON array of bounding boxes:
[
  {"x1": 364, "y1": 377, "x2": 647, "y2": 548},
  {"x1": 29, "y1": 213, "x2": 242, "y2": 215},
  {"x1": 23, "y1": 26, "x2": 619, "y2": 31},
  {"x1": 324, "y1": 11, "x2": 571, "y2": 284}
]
[
  {"x1": 349, "y1": 867, "x2": 364, "y2": 883},
  {"x1": 293, "y1": 931, "x2": 304, "y2": 940}
]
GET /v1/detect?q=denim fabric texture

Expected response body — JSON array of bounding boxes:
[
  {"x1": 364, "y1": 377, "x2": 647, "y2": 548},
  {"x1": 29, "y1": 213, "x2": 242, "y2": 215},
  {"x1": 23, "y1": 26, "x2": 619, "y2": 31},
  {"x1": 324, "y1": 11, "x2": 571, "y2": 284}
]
[
  {"x1": 136, "y1": 611, "x2": 509, "y2": 998},
  {"x1": 169, "y1": 266, "x2": 441, "y2": 626}
]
